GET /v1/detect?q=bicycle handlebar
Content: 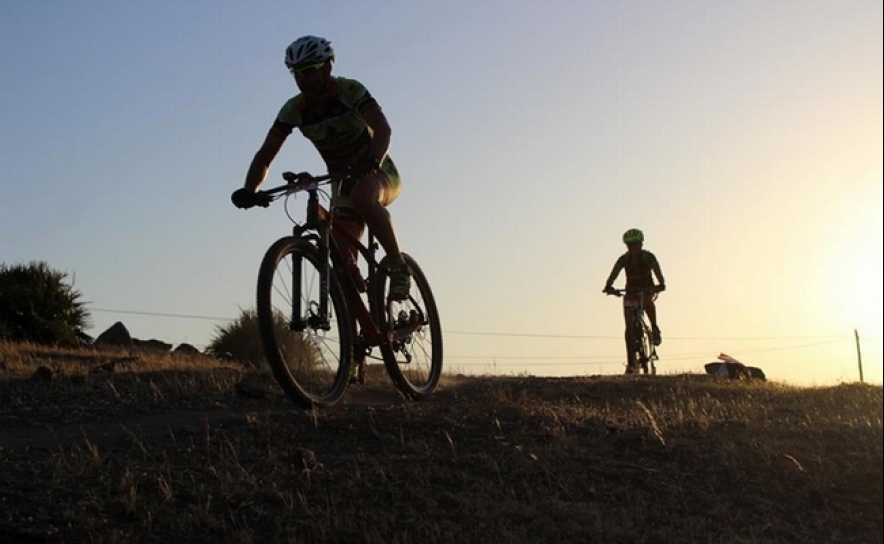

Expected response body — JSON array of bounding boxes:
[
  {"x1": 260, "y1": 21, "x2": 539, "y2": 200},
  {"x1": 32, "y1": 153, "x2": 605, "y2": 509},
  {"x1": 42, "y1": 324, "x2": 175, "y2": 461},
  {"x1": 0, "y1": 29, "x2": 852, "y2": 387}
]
[
  {"x1": 235, "y1": 171, "x2": 336, "y2": 209},
  {"x1": 264, "y1": 171, "x2": 335, "y2": 196},
  {"x1": 604, "y1": 286, "x2": 664, "y2": 297}
]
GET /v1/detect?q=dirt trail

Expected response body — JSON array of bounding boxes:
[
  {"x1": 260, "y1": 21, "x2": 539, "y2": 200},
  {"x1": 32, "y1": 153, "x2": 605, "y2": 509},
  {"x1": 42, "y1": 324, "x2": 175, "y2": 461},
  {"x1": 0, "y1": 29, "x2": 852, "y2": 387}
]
[{"x1": 0, "y1": 378, "x2": 451, "y2": 454}]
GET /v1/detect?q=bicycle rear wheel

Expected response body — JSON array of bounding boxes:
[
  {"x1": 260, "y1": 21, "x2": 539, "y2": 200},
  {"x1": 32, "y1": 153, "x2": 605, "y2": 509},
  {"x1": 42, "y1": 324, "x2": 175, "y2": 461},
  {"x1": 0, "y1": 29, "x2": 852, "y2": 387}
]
[
  {"x1": 256, "y1": 237, "x2": 352, "y2": 408},
  {"x1": 370, "y1": 253, "x2": 443, "y2": 400}
]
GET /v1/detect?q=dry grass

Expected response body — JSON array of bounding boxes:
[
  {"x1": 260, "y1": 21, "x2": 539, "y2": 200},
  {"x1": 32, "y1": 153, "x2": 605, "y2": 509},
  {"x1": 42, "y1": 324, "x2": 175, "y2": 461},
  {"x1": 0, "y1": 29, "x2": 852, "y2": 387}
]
[{"x1": 0, "y1": 340, "x2": 881, "y2": 543}]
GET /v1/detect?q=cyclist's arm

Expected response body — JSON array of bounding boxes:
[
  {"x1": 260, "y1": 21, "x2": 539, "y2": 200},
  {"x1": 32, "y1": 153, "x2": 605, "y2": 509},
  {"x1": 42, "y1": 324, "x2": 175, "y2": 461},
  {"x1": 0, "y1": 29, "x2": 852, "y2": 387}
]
[
  {"x1": 360, "y1": 102, "x2": 391, "y2": 163},
  {"x1": 652, "y1": 260, "x2": 666, "y2": 289},
  {"x1": 243, "y1": 121, "x2": 292, "y2": 191},
  {"x1": 603, "y1": 260, "x2": 624, "y2": 290}
]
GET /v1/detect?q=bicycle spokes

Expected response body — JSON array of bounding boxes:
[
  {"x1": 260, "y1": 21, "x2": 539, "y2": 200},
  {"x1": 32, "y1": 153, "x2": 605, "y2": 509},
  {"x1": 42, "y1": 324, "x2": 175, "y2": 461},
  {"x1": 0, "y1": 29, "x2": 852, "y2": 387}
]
[
  {"x1": 371, "y1": 253, "x2": 443, "y2": 399},
  {"x1": 257, "y1": 238, "x2": 351, "y2": 407}
]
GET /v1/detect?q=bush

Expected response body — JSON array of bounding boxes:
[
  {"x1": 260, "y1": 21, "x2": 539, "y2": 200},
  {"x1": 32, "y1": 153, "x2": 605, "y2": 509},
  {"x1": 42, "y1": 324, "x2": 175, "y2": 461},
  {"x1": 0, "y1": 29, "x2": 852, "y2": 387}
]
[
  {"x1": 205, "y1": 308, "x2": 265, "y2": 367},
  {"x1": 206, "y1": 308, "x2": 319, "y2": 369},
  {"x1": 0, "y1": 261, "x2": 92, "y2": 346}
]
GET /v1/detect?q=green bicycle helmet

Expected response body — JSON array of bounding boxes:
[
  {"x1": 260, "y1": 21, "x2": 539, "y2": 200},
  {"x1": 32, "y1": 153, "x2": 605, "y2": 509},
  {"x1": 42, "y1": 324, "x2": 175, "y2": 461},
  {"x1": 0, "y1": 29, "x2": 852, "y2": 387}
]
[{"x1": 622, "y1": 228, "x2": 644, "y2": 244}]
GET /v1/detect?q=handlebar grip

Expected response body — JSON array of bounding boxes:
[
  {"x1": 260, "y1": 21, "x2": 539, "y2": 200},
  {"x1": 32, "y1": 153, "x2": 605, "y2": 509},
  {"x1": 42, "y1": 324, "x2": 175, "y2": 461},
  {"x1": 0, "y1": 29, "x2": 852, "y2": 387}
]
[{"x1": 282, "y1": 171, "x2": 297, "y2": 183}]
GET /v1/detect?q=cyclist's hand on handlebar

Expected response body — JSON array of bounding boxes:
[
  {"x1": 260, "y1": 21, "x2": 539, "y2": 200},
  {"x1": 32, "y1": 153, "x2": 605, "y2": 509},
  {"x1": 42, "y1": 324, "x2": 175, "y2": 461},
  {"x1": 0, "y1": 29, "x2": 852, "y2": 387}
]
[
  {"x1": 655, "y1": 284, "x2": 666, "y2": 293},
  {"x1": 231, "y1": 188, "x2": 270, "y2": 209},
  {"x1": 231, "y1": 188, "x2": 254, "y2": 209},
  {"x1": 603, "y1": 286, "x2": 618, "y2": 296}
]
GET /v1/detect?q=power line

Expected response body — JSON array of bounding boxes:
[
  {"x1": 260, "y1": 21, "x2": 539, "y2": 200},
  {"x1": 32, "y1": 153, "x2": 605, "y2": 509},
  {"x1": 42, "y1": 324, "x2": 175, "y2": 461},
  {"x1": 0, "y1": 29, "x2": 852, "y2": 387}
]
[
  {"x1": 446, "y1": 354, "x2": 624, "y2": 360},
  {"x1": 91, "y1": 308, "x2": 234, "y2": 321},
  {"x1": 89, "y1": 305, "x2": 870, "y2": 364},
  {"x1": 90, "y1": 307, "x2": 856, "y2": 342},
  {"x1": 446, "y1": 338, "x2": 853, "y2": 367},
  {"x1": 657, "y1": 338, "x2": 849, "y2": 362},
  {"x1": 447, "y1": 330, "x2": 614, "y2": 339},
  {"x1": 446, "y1": 330, "x2": 847, "y2": 341},
  {"x1": 450, "y1": 361, "x2": 624, "y2": 367},
  {"x1": 84, "y1": 306, "x2": 877, "y2": 377}
]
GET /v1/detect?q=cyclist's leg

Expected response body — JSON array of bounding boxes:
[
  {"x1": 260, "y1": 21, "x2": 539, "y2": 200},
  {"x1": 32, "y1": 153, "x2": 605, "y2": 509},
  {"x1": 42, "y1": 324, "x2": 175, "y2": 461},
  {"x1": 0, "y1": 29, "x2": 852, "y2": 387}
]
[
  {"x1": 644, "y1": 293, "x2": 659, "y2": 330},
  {"x1": 644, "y1": 293, "x2": 661, "y2": 345},
  {"x1": 348, "y1": 159, "x2": 402, "y2": 259},
  {"x1": 331, "y1": 207, "x2": 367, "y2": 292},
  {"x1": 349, "y1": 159, "x2": 409, "y2": 299}
]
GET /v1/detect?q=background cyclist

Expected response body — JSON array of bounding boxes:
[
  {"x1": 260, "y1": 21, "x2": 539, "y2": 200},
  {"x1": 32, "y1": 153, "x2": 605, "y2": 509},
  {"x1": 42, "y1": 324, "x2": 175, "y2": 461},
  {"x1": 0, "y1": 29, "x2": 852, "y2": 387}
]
[
  {"x1": 231, "y1": 35, "x2": 411, "y2": 300},
  {"x1": 603, "y1": 228, "x2": 666, "y2": 371}
]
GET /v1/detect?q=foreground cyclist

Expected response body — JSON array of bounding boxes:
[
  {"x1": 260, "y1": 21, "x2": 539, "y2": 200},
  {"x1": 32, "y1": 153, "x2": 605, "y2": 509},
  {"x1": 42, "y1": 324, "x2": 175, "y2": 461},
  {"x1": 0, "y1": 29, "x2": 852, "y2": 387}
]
[
  {"x1": 603, "y1": 228, "x2": 666, "y2": 370},
  {"x1": 231, "y1": 35, "x2": 411, "y2": 300}
]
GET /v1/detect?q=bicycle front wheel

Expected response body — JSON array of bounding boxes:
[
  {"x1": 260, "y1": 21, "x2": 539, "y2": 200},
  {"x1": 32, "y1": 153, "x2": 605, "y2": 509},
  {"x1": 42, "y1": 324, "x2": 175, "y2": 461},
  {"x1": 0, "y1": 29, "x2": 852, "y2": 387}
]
[
  {"x1": 256, "y1": 237, "x2": 352, "y2": 408},
  {"x1": 635, "y1": 321, "x2": 654, "y2": 375},
  {"x1": 370, "y1": 253, "x2": 443, "y2": 400},
  {"x1": 644, "y1": 324, "x2": 658, "y2": 376},
  {"x1": 627, "y1": 317, "x2": 645, "y2": 375}
]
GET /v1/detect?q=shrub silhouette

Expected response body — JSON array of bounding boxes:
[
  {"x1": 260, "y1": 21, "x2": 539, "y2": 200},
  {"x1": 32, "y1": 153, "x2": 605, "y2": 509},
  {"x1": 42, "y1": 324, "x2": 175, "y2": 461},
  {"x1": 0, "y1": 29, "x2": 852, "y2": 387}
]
[
  {"x1": 0, "y1": 261, "x2": 91, "y2": 346},
  {"x1": 206, "y1": 308, "x2": 319, "y2": 369}
]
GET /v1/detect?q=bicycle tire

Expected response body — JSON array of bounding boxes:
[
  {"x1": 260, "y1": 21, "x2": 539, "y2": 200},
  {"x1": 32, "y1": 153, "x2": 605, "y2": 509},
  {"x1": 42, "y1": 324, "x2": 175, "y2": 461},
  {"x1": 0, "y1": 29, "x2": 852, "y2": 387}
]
[
  {"x1": 636, "y1": 318, "x2": 659, "y2": 375},
  {"x1": 639, "y1": 326, "x2": 652, "y2": 375},
  {"x1": 370, "y1": 253, "x2": 443, "y2": 400},
  {"x1": 629, "y1": 316, "x2": 646, "y2": 375},
  {"x1": 646, "y1": 325, "x2": 658, "y2": 376},
  {"x1": 256, "y1": 237, "x2": 352, "y2": 408}
]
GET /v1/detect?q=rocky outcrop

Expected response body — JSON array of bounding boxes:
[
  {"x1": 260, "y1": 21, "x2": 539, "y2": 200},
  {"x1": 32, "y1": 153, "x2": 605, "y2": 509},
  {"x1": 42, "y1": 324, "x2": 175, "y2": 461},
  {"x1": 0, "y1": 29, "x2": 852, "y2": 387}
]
[
  {"x1": 93, "y1": 322, "x2": 132, "y2": 347},
  {"x1": 133, "y1": 338, "x2": 173, "y2": 352},
  {"x1": 92, "y1": 323, "x2": 204, "y2": 356},
  {"x1": 173, "y1": 343, "x2": 202, "y2": 355}
]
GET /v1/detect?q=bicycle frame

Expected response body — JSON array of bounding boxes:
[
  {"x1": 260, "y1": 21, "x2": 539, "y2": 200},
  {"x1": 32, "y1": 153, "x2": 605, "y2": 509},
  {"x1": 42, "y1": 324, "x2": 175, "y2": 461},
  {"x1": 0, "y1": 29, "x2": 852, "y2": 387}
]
[
  {"x1": 272, "y1": 178, "x2": 421, "y2": 349},
  {"x1": 610, "y1": 288, "x2": 658, "y2": 374}
]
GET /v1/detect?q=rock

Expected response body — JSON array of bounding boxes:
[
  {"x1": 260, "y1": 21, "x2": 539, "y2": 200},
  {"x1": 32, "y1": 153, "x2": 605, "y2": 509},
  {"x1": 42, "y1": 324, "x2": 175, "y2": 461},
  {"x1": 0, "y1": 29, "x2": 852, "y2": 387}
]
[
  {"x1": 90, "y1": 357, "x2": 138, "y2": 375},
  {"x1": 31, "y1": 366, "x2": 53, "y2": 382},
  {"x1": 133, "y1": 338, "x2": 172, "y2": 353},
  {"x1": 94, "y1": 322, "x2": 132, "y2": 347},
  {"x1": 174, "y1": 343, "x2": 202, "y2": 355},
  {"x1": 90, "y1": 361, "x2": 117, "y2": 375}
]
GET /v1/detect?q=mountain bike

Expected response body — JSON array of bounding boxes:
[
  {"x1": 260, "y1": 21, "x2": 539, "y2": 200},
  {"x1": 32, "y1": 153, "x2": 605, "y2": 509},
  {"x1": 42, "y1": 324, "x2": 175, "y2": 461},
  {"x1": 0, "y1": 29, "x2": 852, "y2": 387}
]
[
  {"x1": 247, "y1": 171, "x2": 443, "y2": 408},
  {"x1": 605, "y1": 287, "x2": 661, "y2": 375}
]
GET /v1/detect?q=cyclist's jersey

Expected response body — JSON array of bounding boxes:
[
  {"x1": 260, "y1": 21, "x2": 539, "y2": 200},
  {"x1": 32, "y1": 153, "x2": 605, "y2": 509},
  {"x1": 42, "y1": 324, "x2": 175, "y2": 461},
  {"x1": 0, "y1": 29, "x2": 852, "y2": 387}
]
[
  {"x1": 615, "y1": 250, "x2": 658, "y2": 290},
  {"x1": 272, "y1": 77, "x2": 388, "y2": 173}
]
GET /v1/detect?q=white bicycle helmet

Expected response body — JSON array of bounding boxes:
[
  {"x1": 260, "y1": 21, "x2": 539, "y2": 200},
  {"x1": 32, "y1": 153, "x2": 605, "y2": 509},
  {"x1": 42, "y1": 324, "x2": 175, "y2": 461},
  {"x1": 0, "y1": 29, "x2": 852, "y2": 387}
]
[{"x1": 285, "y1": 36, "x2": 335, "y2": 69}]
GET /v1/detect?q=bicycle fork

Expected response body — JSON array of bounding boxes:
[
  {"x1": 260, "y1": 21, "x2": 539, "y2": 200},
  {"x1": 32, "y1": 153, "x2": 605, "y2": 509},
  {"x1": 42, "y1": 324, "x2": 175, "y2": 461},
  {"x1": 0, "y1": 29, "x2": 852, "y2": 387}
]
[{"x1": 289, "y1": 205, "x2": 333, "y2": 333}]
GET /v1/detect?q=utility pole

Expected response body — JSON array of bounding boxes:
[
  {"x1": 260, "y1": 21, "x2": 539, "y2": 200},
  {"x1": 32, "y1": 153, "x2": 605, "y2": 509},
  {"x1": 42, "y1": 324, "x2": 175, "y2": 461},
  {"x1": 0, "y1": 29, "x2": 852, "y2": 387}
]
[{"x1": 855, "y1": 329, "x2": 864, "y2": 383}]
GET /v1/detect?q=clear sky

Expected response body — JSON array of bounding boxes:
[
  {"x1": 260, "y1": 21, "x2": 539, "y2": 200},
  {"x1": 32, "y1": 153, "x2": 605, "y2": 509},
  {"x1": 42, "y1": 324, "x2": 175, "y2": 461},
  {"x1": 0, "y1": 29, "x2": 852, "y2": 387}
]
[{"x1": 2, "y1": 1, "x2": 882, "y2": 386}]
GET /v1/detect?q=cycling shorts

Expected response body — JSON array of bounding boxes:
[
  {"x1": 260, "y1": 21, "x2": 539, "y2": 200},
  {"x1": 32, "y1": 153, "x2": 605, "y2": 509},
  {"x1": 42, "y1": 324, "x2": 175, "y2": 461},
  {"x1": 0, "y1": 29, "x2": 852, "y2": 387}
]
[{"x1": 332, "y1": 156, "x2": 401, "y2": 210}]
